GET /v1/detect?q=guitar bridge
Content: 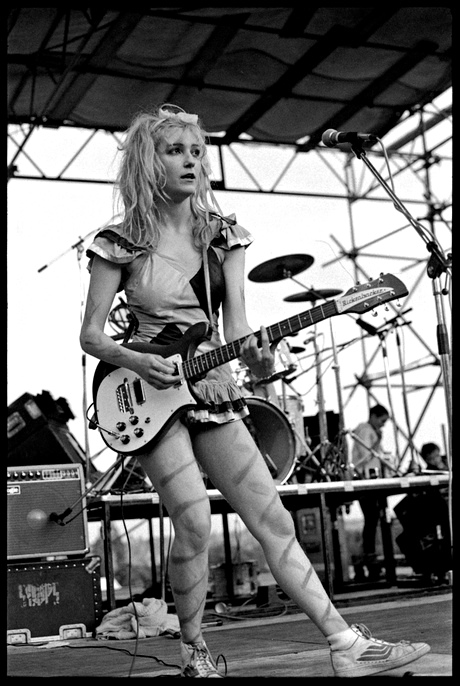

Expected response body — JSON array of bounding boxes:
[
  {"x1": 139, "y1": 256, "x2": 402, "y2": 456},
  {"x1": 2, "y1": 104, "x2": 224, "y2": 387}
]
[{"x1": 116, "y1": 379, "x2": 134, "y2": 413}]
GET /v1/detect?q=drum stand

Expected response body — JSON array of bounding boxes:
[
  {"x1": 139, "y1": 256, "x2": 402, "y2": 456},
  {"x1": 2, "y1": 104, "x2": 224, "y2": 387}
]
[
  {"x1": 290, "y1": 293, "x2": 350, "y2": 482},
  {"x1": 280, "y1": 377, "x2": 331, "y2": 482}
]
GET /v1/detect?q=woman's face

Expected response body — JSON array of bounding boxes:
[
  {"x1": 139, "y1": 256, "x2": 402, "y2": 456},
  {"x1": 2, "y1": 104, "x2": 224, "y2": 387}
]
[{"x1": 157, "y1": 126, "x2": 204, "y2": 201}]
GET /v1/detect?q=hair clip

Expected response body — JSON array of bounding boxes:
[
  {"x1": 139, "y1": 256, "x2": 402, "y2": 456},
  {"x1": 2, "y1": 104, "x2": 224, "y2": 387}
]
[{"x1": 158, "y1": 103, "x2": 199, "y2": 126}]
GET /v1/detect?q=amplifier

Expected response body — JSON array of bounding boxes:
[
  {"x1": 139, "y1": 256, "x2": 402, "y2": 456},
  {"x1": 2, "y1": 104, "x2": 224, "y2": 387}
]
[
  {"x1": 7, "y1": 464, "x2": 89, "y2": 560},
  {"x1": 7, "y1": 557, "x2": 103, "y2": 643}
]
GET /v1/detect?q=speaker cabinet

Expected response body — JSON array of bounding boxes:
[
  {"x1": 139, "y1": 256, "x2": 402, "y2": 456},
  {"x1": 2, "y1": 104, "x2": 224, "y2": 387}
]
[
  {"x1": 7, "y1": 557, "x2": 103, "y2": 643},
  {"x1": 7, "y1": 464, "x2": 89, "y2": 560}
]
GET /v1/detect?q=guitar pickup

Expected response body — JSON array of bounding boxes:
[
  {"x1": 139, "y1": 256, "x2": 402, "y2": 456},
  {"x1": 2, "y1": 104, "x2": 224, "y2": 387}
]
[{"x1": 132, "y1": 377, "x2": 146, "y2": 405}]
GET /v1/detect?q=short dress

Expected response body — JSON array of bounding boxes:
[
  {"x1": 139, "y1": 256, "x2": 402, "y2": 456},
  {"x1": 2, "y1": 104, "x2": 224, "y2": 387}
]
[{"x1": 86, "y1": 213, "x2": 254, "y2": 428}]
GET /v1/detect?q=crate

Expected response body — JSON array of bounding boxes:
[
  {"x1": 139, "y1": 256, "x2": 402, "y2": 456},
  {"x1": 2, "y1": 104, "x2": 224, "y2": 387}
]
[{"x1": 7, "y1": 557, "x2": 103, "y2": 644}]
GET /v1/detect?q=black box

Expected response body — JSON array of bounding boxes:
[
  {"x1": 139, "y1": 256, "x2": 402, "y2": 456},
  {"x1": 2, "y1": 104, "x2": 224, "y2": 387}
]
[{"x1": 7, "y1": 557, "x2": 103, "y2": 644}]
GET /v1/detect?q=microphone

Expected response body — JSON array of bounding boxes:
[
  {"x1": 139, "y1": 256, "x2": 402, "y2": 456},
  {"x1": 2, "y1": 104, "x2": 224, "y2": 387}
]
[
  {"x1": 356, "y1": 318, "x2": 378, "y2": 336},
  {"x1": 49, "y1": 508, "x2": 72, "y2": 525},
  {"x1": 322, "y1": 129, "x2": 378, "y2": 148}
]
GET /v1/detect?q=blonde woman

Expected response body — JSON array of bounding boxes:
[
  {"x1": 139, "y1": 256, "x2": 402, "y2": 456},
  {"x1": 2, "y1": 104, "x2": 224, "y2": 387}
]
[{"x1": 80, "y1": 104, "x2": 429, "y2": 678}]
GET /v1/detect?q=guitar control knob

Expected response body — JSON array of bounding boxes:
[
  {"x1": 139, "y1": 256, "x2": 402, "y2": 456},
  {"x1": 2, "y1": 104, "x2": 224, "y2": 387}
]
[
  {"x1": 134, "y1": 428, "x2": 144, "y2": 437},
  {"x1": 120, "y1": 435, "x2": 130, "y2": 444},
  {"x1": 129, "y1": 415, "x2": 139, "y2": 425},
  {"x1": 116, "y1": 422, "x2": 126, "y2": 431}
]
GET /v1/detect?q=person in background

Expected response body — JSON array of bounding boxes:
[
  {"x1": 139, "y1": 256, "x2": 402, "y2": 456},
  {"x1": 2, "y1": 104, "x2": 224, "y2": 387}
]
[
  {"x1": 80, "y1": 104, "x2": 429, "y2": 678},
  {"x1": 351, "y1": 404, "x2": 392, "y2": 582},
  {"x1": 420, "y1": 442, "x2": 448, "y2": 471},
  {"x1": 395, "y1": 441, "x2": 451, "y2": 582}
]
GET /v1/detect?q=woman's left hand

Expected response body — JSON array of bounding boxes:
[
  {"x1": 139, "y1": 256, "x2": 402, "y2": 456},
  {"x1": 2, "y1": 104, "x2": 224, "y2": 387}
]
[{"x1": 239, "y1": 326, "x2": 276, "y2": 380}]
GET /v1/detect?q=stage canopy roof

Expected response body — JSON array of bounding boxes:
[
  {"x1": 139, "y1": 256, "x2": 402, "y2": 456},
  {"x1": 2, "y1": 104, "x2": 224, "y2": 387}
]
[{"x1": 7, "y1": 7, "x2": 452, "y2": 152}]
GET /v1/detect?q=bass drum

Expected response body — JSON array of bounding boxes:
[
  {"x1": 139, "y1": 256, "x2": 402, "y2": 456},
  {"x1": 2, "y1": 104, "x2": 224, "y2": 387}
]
[{"x1": 243, "y1": 396, "x2": 296, "y2": 485}]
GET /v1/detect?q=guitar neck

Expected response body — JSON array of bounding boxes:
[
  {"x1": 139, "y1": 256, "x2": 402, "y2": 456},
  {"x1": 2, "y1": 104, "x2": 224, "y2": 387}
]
[{"x1": 182, "y1": 299, "x2": 338, "y2": 381}]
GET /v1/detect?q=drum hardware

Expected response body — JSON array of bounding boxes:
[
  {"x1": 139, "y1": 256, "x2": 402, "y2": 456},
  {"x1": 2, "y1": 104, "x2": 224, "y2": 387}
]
[{"x1": 248, "y1": 254, "x2": 314, "y2": 283}]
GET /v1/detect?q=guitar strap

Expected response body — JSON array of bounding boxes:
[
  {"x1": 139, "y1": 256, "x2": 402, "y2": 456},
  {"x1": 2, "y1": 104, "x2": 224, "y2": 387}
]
[{"x1": 202, "y1": 245, "x2": 217, "y2": 334}]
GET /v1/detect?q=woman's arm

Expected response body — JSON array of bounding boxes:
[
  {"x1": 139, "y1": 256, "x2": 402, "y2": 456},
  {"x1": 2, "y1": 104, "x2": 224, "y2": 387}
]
[
  {"x1": 221, "y1": 246, "x2": 275, "y2": 379},
  {"x1": 80, "y1": 256, "x2": 177, "y2": 388}
]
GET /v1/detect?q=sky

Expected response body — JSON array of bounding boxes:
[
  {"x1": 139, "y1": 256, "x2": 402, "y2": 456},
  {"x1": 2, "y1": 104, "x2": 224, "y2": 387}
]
[{"x1": 7, "y1": 89, "x2": 452, "y2": 480}]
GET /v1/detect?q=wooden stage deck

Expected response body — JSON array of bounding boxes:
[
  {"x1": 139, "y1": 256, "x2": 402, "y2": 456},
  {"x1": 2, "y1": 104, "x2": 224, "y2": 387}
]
[{"x1": 7, "y1": 588, "x2": 452, "y2": 679}]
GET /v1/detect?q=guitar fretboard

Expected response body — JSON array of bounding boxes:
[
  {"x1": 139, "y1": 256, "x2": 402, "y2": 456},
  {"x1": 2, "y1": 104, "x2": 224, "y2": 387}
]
[{"x1": 182, "y1": 300, "x2": 338, "y2": 381}]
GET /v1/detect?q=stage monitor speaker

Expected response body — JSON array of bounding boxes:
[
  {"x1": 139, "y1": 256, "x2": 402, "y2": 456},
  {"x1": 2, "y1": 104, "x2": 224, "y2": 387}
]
[
  {"x1": 8, "y1": 391, "x2": 87, "y2": 471},
  {"x1": 8, "y1": 393, "x2": 47, "y2": 452},
  {"x1": 8, "y1": 418, "x2": 87, "y2": 469},
  {"x1": 7, "y1": 464, "x2": 89, "y2": 560}
]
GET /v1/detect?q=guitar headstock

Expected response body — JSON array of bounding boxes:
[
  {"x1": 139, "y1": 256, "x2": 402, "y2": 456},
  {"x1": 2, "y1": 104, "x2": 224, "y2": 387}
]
[{"x1": 335, "y1": 273, "x2": 408, "y2": 315}]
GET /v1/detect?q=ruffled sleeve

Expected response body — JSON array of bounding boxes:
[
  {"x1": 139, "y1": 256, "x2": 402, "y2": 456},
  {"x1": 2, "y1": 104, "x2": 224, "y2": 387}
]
[
  {"x1": 86, "y1": 225, "x2": 147, "y2": 269},
  {"x1": 209, "y1": 213, "x2": 253, "y2": 250}
]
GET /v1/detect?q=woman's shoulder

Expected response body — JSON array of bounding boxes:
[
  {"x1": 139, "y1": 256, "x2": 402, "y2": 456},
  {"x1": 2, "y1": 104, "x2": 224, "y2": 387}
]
[
  {"x1": 209, "y1": 212, "x2": 254, "y2": 250},
  {"x1": 86, "y1": 223, "x2": 148, "y2": 265}
]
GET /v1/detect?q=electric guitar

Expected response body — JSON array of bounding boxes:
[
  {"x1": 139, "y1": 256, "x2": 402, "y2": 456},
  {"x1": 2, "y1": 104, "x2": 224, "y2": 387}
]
[{"x1": 92, "y1": 273, "x2": 407, "y2": 455}]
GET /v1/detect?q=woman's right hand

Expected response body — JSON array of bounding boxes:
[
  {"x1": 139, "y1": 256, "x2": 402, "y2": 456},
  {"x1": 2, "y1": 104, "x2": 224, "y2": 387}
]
[{"x1": 134, "y1": 353, "x2": 179, "y2": 389}]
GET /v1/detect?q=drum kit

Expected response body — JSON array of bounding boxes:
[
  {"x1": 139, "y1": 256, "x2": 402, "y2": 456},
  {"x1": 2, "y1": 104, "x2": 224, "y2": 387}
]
[{"x1": 239, "y1": 253, "x2": 349, "y2": 485}]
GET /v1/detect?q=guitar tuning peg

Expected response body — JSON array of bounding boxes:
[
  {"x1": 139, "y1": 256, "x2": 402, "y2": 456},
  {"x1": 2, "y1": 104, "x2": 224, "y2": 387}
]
[
  {"x1": 371, "y1": 309, "x2": 378, "y2": 317},
  {"x1": 384, "y1": 305, "x2": 390, "y2": 311},
  {"x1": 395, "y1": 299, "x2": 402, "y2": 308}
]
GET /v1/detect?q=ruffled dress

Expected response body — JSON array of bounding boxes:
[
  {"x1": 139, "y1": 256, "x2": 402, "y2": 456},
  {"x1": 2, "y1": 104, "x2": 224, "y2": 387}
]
[{"x1": 86, "y1": 213, "x2": 253, "y2": 427}]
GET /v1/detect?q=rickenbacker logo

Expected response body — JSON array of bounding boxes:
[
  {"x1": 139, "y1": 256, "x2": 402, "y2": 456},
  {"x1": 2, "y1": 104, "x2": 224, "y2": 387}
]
[{"x1": 337, "y1": 287, "x2": 391, "y2": 312}]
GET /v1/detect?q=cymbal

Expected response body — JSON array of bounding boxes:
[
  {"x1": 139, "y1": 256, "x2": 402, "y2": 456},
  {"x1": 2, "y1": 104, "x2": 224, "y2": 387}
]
[
  {"x1": 283, "y1": 288, "x2": 342, "y2": 302},
  {"x1": 248, "y1": 254, "x2": 314, "y2": 282}
]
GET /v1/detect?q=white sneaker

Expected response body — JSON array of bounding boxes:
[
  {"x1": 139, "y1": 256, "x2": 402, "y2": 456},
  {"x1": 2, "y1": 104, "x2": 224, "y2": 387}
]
[
  {"x1": 181, "y1": 640, "x2": 224, "y2": 678},
  {"x1": 331, "y1": 624, "x2": 430, "y2": 677}
]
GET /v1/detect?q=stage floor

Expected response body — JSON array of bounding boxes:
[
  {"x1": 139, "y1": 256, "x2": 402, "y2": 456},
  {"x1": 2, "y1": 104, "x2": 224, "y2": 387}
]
[{"x1": 7, "y1": 588, "x2": 452, "y2": 678}]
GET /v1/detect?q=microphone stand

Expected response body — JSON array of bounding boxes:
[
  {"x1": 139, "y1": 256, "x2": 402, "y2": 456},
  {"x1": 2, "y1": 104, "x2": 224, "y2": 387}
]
[
  {"x1": 49, "y1": 452, "x2": 133, "y2": 524},
  {"x1": 374, "y1": 326, "x2": 401, "y2": 465},
  {"x1": 394, "y1": 322, "x2": 416, "y2": 470},
  {"x1": 348, "y1": 138, "x2": 452, "y2": 465},
  {"x1": 328, "y1": 318, "x2": 351, "y2": 477}
]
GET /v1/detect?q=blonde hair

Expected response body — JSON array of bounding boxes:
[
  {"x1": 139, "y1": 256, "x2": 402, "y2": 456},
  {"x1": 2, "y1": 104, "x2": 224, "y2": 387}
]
[{"x1": 114, "y1": 104, "x2": 221, "y2": 250}]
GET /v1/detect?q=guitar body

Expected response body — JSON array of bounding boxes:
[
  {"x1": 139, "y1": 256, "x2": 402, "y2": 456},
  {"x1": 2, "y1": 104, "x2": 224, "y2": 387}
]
[{"x1": 92, "y1": 323, "x2": 209, "y2": 455}]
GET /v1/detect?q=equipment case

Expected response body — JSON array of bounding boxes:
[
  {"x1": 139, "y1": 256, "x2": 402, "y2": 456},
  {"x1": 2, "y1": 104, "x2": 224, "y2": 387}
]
[{"x1": 7, "y1": 556, "x2": 103, "y2": 644}]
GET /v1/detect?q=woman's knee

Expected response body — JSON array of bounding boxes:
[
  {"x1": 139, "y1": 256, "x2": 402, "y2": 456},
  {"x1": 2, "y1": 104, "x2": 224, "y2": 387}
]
[
  {"x1": 174, "y1": 504, "x2": 212, "y2": 552},
  {"x1": 254, "y1": 501, "x2": 296, "y2": 541}
]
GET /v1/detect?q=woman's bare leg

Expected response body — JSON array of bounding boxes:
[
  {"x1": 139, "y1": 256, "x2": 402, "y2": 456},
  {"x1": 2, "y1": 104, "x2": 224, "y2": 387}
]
[
  {"x1": 137, "y1": 419, "x2": 211, "y2": 644},
  {"x1": 193, "y1": 420, "x2": 349, "y2": 637}
]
